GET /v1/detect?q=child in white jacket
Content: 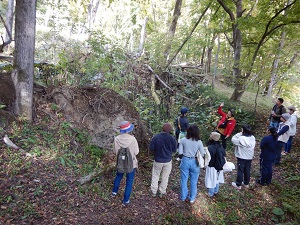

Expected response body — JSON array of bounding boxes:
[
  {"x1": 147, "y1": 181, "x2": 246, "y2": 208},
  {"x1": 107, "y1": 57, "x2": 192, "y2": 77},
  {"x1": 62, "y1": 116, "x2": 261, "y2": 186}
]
[{"x1": 231, "y1": 125, "x2": 256, "y2": 190}]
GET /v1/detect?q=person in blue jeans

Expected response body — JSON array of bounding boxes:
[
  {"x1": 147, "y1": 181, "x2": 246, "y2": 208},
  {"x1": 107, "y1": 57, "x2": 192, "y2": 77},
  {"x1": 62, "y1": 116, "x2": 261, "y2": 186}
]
[
  {"x1": 257, "y1": 127, "x2": 278, "y2": 186},
  {"x1": 231, "y1": 125, "x2": 256, "y2": 190},
  {"x1": 112, "y1": 121, "x2": 139, "y2": 206},
  {"x1": 274, "y1": 113, "x2": 290, "y2": 165},
  {"x1": 284, "y1": 106, "x2": 297, "y2": 154},
  {"x1": 178, "y1": 125, "x2": 205, "y2": 203},
  {"x1": 269, "y1": 98, "x2": 286, "y2": 129}
]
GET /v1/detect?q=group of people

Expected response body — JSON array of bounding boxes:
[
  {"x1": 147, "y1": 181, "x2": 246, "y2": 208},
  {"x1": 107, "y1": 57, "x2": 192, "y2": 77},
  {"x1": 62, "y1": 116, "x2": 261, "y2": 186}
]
[
  {"x1": 110, "y1": 98, "x2": 297, "y2": 206},
  {"x1": 257, "y1": 98, "x2": 297, "y2": 185}
]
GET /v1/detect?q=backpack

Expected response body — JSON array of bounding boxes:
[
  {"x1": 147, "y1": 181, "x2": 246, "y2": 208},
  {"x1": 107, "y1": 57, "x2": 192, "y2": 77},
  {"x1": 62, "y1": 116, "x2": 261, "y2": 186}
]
[
  {"x1": 116, "y1": 147, "x2": 133, "y2": 173},
  {"x1": 214, "y1": 145, "x2": 226, "y2": 172}
]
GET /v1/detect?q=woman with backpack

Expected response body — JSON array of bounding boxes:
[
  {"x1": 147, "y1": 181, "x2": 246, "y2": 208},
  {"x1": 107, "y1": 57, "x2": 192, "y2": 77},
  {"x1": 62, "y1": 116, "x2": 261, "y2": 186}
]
[
  {"x1": 178, "y1": 125, "x2": 205, "y2": 204},
  {"x1": 205, "y1": 132, "x2": 226, "y2": 197},
  {"x1": 216, "y1": 102, "x2": 236, "y2": 150},
  {"x1": 112, "y1": 121, "x2": 139, "y2": 206},
  {"x1": 231, "y1": 125, "x2": 256, "y2": 190}
]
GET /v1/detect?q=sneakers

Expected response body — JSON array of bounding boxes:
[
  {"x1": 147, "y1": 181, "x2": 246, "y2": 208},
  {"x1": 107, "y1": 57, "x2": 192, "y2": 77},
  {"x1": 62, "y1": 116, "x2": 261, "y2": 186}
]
[
  {"x1": 158, "y1": 193, "x2": 166, "y2": 199},
  {"x1": 111, "y1": 192, "x2": 117, "y2": 197},
  {"x1": 282, "y1": 152, "x2": 287, "y2": 156},
  {"x1": 122, "y1": 201, "x2": 130, "y2": 206},
  {"x1": 256, "y1": 179, "x2": 267, "y2": 186},
  {"x1": 241, "y1": 182, "x2": 249, "y2": 188},
  {"x1": 149, "y1": 190, "x2": 156, "y2": 197},
  {"x1": 232, "y1": 182, "x2": 242, "y2": 190}
]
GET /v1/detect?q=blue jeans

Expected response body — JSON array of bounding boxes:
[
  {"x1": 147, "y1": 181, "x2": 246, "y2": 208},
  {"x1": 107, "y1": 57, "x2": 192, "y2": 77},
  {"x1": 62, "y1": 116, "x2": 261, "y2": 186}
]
[
  {"x1": 269, "y1": 121, "x2": 279, "y2": 129},
  {"x1": 275, "y1": 141, "x2": 285, "y2": 165},
  {"x1": 236, "y1": 158, "x2": 252, "y2": 186},
  {"x1": 208, "y1": 183, "x2": 219, "y2": 197},
  {"x1": 180, "y1": 157, "x2": 200, "y2": 202},
  {"x1": 284, "y1": 136, "x2": 294, "y2": 153},
  {"x1": 259, "y1": 158, "x2": 273, "y2": 185},
  {"x1": 113, "y1": 168, "x2": 135, "y2": 203}
]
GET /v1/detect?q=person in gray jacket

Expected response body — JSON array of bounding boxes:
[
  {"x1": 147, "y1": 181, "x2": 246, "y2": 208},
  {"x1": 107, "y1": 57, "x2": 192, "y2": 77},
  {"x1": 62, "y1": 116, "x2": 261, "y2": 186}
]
[
  {"x1": 274, "y1": 113, "x2": 290, "y2": 165},
  {"x1": 231, "y1": 125, "x2": 256, "y2": 190}
]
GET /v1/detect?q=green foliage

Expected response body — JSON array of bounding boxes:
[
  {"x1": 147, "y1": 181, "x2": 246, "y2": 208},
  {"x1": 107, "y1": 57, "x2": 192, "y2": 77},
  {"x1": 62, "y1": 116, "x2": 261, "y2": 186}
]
[{"x1": 3, "y1": 119, "x2": 105, "y2": 177}]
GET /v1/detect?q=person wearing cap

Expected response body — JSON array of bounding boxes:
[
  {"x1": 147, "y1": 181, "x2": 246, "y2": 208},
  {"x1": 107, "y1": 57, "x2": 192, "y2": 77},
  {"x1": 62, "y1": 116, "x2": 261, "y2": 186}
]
[
  {"x1": 216, "y1": 102, "x2": 236, "y2": 150},
  {"x1": 174, "y1": 107, "x2": 189, "y2": 141},
  {"x1": 112, "y1": 121, "x2": 139, "y2": 206},
  {"x1": 178, "y1": 124, "x2": 205, "y2": 204},
  {"x1": 149, "y1": 123, "x2": 177, "y2": 197},
  {"x1": 256, "y1": 127, "x2": 278, "y2": 186},
  {"x1": 283, "y1": 106, "x2": 297, "y2": 155},
  {"x1": 269, "y1": 98, "x2": 286, "y2": 129},
  {"x1": 231, "y1": 125, "x2": 256, "y2": 190},
  {"x1": 205, "y1": 132, "x2": 225, "y2": 197},
  {"x1": 274, "y1": 113, "x2": 290, "y2": 165}
]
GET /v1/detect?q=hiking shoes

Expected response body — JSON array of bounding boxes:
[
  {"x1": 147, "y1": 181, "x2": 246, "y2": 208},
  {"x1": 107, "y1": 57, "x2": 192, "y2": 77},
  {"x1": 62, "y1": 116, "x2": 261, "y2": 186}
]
[{"x1": 232, "y1": 182, "x2": 242, "y2": 190}]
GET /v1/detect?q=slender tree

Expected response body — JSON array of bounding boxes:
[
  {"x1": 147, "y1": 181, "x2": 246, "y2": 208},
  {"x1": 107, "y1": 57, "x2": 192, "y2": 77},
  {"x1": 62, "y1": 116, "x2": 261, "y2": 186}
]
[{"x1": 12, "y1": 0, "x2": 37, "y2": 122}]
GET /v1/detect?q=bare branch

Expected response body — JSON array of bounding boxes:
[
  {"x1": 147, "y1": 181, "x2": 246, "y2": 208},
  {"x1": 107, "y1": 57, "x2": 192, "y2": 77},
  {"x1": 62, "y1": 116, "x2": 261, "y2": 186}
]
[
  {"x1": 0, "y1": 14, "x2": 13, "y2": 52},
  {"x1": 165, "y1": 1, "x2": 213, "y2": 68}
]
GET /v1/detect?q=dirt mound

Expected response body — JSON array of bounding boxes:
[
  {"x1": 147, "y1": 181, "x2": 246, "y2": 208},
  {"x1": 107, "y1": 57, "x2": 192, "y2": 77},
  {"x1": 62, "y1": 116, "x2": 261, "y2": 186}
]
[{"x1": 33, "y1": 85, "x2": 152, "y2": 150}]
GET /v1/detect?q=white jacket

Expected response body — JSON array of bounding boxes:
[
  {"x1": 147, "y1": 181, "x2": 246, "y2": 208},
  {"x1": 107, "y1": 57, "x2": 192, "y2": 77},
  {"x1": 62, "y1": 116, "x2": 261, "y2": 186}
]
[
  {"x1": 231, "y1": 132, "x2": 256, "y2": 160},
  {"x1": 277, "y1": 121, "x2": 290, "y2": 143},
  {"x1": 289, "y1": 114, "x2": 297, "y2": 136}
]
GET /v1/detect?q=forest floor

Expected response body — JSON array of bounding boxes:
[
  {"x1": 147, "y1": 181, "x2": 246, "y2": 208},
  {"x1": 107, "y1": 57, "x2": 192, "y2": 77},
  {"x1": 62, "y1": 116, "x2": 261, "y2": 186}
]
[{"x1": 0, "y1": 84, "x2": 300, "y2": 224}]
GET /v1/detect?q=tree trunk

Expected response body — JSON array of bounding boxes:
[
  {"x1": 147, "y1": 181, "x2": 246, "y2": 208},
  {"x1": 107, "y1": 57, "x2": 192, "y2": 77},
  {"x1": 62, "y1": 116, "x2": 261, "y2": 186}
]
[
  {"x1": 87, "y1": 0, "x2": 100, "y2": 31},
  {"x1": 213, "y1": 34, "x2": 221, "y2": 89},
  {"x1": 267, "y1": 33, "x2": 286, "y2": 96},
  {"x1": 163, "y1": 0, "x2": 183, "y2": 62},
  {"x1": 230, "y1": 0, "x2": 243, "y2": 101},
  {"x1": 12, "y1": 0, "x2": 37, "y2": 122},
  {"x1": 207, "y1": 34, "x2": 217, "y2": 73},
  {"x1": 138, "y1": 17, "x2": 148, "y2": 55}
]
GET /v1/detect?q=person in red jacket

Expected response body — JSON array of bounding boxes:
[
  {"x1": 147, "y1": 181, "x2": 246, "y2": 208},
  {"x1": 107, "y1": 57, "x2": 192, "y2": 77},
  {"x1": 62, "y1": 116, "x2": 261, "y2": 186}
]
[{"x1": 216, "y1": 102, "x2": 236, "y2": 150}]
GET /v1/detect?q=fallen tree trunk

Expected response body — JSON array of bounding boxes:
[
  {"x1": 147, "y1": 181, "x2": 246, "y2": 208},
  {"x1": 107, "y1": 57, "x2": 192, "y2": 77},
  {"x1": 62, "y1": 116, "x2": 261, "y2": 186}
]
[{"x1": 78, "y1": 165, "x2": 115, "y2": 185}]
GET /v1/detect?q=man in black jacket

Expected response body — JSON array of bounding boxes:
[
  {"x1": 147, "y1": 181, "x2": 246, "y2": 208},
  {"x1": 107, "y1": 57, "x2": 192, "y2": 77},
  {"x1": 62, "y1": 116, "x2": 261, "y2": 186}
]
[{"x1": 269, "y1": 98, "x2": 286, "y2": 129}]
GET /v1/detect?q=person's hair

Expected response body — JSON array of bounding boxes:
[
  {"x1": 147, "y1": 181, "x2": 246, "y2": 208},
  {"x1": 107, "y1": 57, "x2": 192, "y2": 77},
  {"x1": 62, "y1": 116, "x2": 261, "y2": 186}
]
[
  {"x1": 228, "y1": 109, "x2": 235, "y2": 117},
  {"x1": 242, "y1": 125, "x2": 252, "y2": 136},
  {"x1": 186, "y1": 124, "x2": 200, "y2": 141},
  {"x1": 269, "y1": 127, "x2": 278, "y2": 140},
  {"x1": 278, "y1": 98, "x2": 284, "y2": 103}
]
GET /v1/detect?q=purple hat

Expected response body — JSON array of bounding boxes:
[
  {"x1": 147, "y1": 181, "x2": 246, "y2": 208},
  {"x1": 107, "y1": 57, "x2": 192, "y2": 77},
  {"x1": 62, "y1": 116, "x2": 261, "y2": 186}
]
[{"x1": 120, "y1": 121, "x2": 134, "y2": 134}]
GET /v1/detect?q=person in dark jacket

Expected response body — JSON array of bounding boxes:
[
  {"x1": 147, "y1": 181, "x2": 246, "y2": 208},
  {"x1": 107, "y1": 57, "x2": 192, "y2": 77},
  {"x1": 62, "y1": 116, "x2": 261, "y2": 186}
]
[
  {"x1": 256, "y1": 127, "x2": 278, "y2": 186},
  {"x1": 149, "y1": 123, "x2": 177, "y2": 197},
  {"x1": 174, "y1": 107, "x2": 189, "y2": 141},
  {"x1": 269, "y1": 98, "x2": 286, "y2": 129},
  {"x1": 205, "y1": 132, "x2": 225, "y2": 197},
  {"x1": 216, "y1": 102, "x2": 236, "y2": 150}
]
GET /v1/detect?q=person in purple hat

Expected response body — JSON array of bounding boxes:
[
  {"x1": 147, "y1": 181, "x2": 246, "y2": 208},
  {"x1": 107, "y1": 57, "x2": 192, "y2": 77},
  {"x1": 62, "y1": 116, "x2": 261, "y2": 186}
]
[{"x1": 112, "y1": 121, "x2": 139, "y2": 206}]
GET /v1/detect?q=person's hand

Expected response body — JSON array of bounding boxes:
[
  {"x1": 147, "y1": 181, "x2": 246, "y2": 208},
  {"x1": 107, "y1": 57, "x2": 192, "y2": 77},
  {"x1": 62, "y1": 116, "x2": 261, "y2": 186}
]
[{"x1": 220, "y1": 102, "x2": 224, "y2": 107}]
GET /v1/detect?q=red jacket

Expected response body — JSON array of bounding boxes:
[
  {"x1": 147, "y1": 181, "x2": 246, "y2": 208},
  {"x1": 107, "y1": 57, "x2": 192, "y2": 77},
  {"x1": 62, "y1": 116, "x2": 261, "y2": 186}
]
[{"x1": 217, "y1": 106, "x2": 236, "y2": 136}]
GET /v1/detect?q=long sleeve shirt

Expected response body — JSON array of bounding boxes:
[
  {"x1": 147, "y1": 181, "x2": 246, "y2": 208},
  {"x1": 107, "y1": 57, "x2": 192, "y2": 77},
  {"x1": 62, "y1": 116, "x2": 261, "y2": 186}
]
[
  {"x1": 149, "y1": 132, "x2": 177, "y2": 163},
  {"x1": 178, "y1": 138, "x2": 205, "y2": 158}
]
